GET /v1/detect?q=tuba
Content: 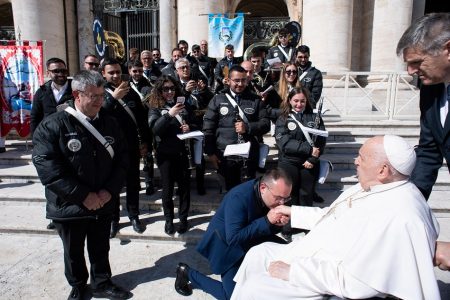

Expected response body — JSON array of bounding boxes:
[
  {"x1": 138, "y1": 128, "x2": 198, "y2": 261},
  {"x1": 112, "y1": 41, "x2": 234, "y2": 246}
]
[{"x1": 104, "y1": 30, "x2": 126, "y2": 61}]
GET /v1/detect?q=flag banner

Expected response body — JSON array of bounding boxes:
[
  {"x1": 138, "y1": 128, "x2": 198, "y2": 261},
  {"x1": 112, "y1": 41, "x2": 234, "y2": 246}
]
[
  {"x1": 208, "y1": 13, "x2": 244, "y2": 58},
  {"x1": 0, "y1": 42, "x2": 44, "y2": 137}
]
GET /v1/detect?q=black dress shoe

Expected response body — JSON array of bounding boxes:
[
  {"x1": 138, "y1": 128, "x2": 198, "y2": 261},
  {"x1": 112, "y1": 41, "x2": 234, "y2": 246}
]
[
  {"x1": 175, "y1": 262, "x2": 192, "y2": 296},
  {"x1": 47, "y1": 220, "x2": 56, "y2": 230},
  {"x1": 92, "y1": 282, "x2": 132, "y2": 299},
  {"x1": 165, "y1": 220, "x2": 175, "y2": 235},
  {"x1": 131, "y1": 218, "x2": 145, "y2": 234},
  {"x1": 68, "y1": 285, "x2": 86, "y2": 300},
  {"x1": 110, "y1": 221, "x2": 119, "y2": 239},
  {"x1": 313, "y1": 192, "x2": 325, "y2": 203},
  {"x1": 177, "y1": 221, "x2": 189, "y2": 234}
]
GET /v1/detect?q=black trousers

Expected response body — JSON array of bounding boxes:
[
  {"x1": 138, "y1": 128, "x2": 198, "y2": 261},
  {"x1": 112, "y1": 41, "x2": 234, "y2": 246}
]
[
  {"x1": 156, "y1": 152, "x2": 191, "y2": 222},
  {"x1": 218, "y1": 156, "x2": 257, "y2": 191},
  {"x1": 53, "y1": 216, "x2": 112, "y2": 289},
  {"x1": 112, "y1": 153, "x2": 140, "y2": 222}
]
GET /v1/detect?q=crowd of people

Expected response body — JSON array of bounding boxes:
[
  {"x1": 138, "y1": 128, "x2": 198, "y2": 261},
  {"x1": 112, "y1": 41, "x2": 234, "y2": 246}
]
[{"x1": 28, "y1": 12, "x2": 450, "y2": 300}]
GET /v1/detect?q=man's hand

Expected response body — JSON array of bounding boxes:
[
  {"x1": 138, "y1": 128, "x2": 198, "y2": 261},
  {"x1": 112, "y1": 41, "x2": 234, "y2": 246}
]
[
  {"x1": 208, "y1": 154, "x2": 220, "y2": 170},
  {"x1": 303, "y1": 161, "x2": 314, "y2": 169},
  {"x1": 235, "y1": 121, "x2": 246, "y2": 134},
  {"x1": 273, "y1": 205, "x2": 292, "y2": 216},
  {"x1": 180, "y1": 123, "x2": 190, "y2": 133},
  {"x1": 82, "y1": 192, "x2": 103, "y2": 210},
  {"x1": 267, "y1": 208, "x2": 289, "y2": 226},
  {"x1": 268, "y1": 261, "x2": 290, "y2": 281},
  {"x1": 185, "y1": 80, "x2": 197, "y2": 92},
  {"x1": 112, "y1": 81, "x2": 130, "y2": 99},
  {"x1": 311, "y1": 147, "x2": 320, "y2": 157},
  {"x1": 97, "y1": 189, "x2": 112, "y2": 207},
  {"x1": 435, "y1": 241, "x2": 450, "y2": 271}
]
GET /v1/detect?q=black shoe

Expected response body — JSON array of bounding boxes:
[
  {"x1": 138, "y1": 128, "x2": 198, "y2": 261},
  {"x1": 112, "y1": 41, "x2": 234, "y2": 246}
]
[
  {"x1": 313, "y1": 193, "x2": 325, "y2": 203},
  {"x1": 197, "y1": 186, "x2": 206, "y2": 196},
  {"x1": 110, "y1": 221, "x2": 119, "y2": 239},
  {"x1": 177, "y1": 221, "x2": 189, "y2": 234},
  {"x1": 165, "y1": 220, "x2": 175, "y2": 235},
  {"x1": 67, "y1": 285, "x2": 85, "y2": 300},
  {"x1": 47, "y1": 221, "x2": 56, "y2": 230},
  {"x1": 131, "y1": 218, "x2": 145, "y2": 234},
  {"x1": 175, "y1": 263, "x2": 192, "y2": 296},
  {"x1": 145, "y1": 182, "x2": 155, "y2": 195},
  {"x1": 92, "y1": 282, "x2": 132, "y2": 299}
]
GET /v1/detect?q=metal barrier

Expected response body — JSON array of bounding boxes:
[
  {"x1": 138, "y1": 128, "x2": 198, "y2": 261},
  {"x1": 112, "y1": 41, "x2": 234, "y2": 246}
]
[{"x1": 322, "y1": 72, "x2": 420, "y2": 120}]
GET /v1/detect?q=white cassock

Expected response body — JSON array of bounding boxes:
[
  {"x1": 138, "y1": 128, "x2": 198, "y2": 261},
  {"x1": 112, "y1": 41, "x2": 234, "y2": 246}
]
[{"x1": 232, "y1": 180, "x2": 440, "y2": 300}]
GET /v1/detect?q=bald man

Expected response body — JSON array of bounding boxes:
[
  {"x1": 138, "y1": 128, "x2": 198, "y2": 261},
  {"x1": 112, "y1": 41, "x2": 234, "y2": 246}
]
[{"x1": 232, "y1": 135, "x2": 440, "y2": 300}]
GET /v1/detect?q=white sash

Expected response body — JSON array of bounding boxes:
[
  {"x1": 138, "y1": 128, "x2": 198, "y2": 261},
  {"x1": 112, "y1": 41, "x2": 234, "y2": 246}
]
[
  {"x1": 299, "y1": 65, "x2": 313, "y2": 82},
  {"x1": 105, "y1": 88, "x2": 138, "y2": 126},
  {"x1": 277, "y1": 45, "x2": 292, "y2": 61},
  {"x1": 288, "y1": 113, "x2": 314, "y2": 146},
  {"x1": 225, "y1": 93, "x2": 249, "y2": 124},
  {"x1": 64, "y1": 107, "x2": 114, "y2": 158},
  {"x1": 130, "y1": 82, "x2": 144, "y2": 101}
]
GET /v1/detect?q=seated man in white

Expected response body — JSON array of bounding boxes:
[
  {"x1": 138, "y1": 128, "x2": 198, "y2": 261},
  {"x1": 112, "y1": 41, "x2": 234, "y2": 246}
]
[{"x1": 232, "y1": 135, "x2": 440, "y2": 300}]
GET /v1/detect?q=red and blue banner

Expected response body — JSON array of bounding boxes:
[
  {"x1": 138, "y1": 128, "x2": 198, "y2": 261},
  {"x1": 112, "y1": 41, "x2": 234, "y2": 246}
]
[{"x1": 0, "y1": 41, "x2": 44, "y2": 137}]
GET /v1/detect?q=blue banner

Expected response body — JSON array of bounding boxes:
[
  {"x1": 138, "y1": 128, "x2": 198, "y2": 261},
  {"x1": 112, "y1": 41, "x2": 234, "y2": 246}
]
[{"x1": 208, "y1": 13, "x2": 244, "y2": 58}]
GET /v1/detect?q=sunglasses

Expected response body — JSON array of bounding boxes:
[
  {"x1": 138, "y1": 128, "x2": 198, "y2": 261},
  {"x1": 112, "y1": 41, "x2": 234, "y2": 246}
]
[
  {"x1": 177, "y1": 65, "x2": 189, "y2": 70},
  {"x1": 162, "y1": 86, "x2": 176, "y2": 92},
  {"x1": 48, "y1": 69, "x2": 68, "y2": 74},
  {"x1": 85, "y1": 62, "x2": 99, "y2": 67},
  {"x1": 131, "y1": 69, "x2": 144, "y2": 73},
  {"x1": 285, "y1": 70, "x2": 297, "y2": 75}
]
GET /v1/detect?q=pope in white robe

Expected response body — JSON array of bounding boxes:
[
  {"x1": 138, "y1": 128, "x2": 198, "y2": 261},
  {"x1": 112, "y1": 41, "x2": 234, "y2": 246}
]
[{"x1": 231, "y1": 135, "x2": 440, "y2": 300}]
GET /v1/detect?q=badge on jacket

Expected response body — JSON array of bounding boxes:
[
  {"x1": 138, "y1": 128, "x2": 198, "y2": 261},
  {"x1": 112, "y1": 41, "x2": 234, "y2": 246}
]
[
  {"x1": 287, "y1": 122, "x2": 297, "y2": 130},
  {"x1": 67, "y1": 139, "x2": 82, "y2": 152}
]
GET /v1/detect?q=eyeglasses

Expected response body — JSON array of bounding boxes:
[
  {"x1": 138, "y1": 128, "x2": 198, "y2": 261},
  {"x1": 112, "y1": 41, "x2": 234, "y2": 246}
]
[
  {"x1": 79, "y1": 91, "x2": 104, "y2": 101},
  {"x1": 285, "y1": 70, "x2": 298, "y2": 75},
  {"x1": 177, "y1": 65, "x2": 189, "y2": 70},
  {"x1": 162, "y1": 86, "x2": 176, "y2": 93},
  {"x1": 131, "y1": 69, "x2": 144, "y2": 73},
  {"x1": 84, "y1": 62, "x2": 99, "y2": 67},
  {"x1": 48, "y1": 68, "x2": 68, "y2": 74},
  {"x1": 265, "y1": 184, "x2": 291, "y2": 204},
  {"x1": 279, "y1": 35, "x2": 287, "y2": 39},
  {"x1": 230, "y1": 78, "x2": 247, "y2": 84},
  {"x1": 152, "y1": 53, "x2": 160, "y2": 56}
]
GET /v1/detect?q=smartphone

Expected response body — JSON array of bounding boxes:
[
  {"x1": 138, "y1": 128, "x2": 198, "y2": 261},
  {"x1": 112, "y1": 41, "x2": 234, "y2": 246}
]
[
  {"x1": 120, "y1": 74, "x2": 130, "y2": 82},
  {"x1": 176, "y1": 96, "x2": 185, "y2": 105}
]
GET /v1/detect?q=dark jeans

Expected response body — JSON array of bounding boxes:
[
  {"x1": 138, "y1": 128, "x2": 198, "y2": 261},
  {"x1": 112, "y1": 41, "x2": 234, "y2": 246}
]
[
  {"x1": 156, "y1": 152, "x2": 191, "y2": 222},
  {"x1": 53, "y1": 216, "x2": 112, "y2": 289}
]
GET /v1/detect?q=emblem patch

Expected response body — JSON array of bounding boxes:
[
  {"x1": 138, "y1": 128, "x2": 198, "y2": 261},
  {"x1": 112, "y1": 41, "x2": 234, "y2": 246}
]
[
  {"x1": 307, "y1": 121, "x2": 315, "y2": 128},
  {"x1": 127, "y1": 101, "x2": 136, "y2": 108},
  {"x1": 274, "y1": 52, "x2": 278, "y2": 57},
  {"x1": 104, "y1": 136, "x2": 115, "y2": 144},
  {"x1": 67, "y1": 139, "x2": 82, "y2": 152},
  {"x1": 243, "y1": 108, "x2": 255, "y2": 114},
  {"x1": 287, "y1": 122, "x2": 297, "y2": 130},
  {"x1": 220, "y1": 106, "x2": 229, "y2": 115},
  {"x1": 304, "y1": 77, "x2": 311, "y2": 82}
]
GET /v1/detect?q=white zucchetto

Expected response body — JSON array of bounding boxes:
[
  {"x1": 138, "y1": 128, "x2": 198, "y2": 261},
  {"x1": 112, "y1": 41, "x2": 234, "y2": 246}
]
[{"x1": 383, "y1": 135, "x2": 416, "y2": 176}]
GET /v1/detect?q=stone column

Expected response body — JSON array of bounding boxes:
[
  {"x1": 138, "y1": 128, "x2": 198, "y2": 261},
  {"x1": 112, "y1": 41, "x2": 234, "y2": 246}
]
[
  {"x1": 370, "y1": 0, "x2": 413, "y2": 73},
  {"x1": 303, "y1": 0, "x2": 354, "y2": 72},
  {"x1": 159, "y1": 0, "x2": 177, "y2": 60},
  {"x1": 77, "y1": 0, "x2": 95, "y2": 70}
]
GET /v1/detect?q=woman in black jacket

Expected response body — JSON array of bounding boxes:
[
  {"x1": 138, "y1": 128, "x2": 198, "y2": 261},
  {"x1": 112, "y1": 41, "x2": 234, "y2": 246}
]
[
  {"x1": 275, "y1": 86, "x2": 326, "y2": 240},
  {"x1": 147, "y1": 76, "x2": 196, "y2": 235}
]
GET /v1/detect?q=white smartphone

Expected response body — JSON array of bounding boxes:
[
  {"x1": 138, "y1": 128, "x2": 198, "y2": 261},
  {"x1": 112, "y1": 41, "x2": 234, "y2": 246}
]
[{"x1": 176, "y1": 96, "x2": 185, "y2": 105}]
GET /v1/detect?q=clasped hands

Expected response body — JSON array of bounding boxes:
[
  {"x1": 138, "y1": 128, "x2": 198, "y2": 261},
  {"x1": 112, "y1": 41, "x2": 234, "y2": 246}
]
[
  {"x1": 267, "y1": 205, "x2": 291, "y2": 226},
  {"x1": 82, "y1": 189, "x2": 111, "y2": 211}
]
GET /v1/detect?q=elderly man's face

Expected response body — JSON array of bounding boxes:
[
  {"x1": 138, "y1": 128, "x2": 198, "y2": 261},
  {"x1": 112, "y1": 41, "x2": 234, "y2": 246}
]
[
  {"x1": 141, "y1": 52, "x2": 153, "y2": 69},
  {"x1": 74, "y1": 85, "x2": 105, "y2": 118},
  {"x1": 260, "y1": 179, "x2": 292, "y2": 209},
  {"x1": 403, "y1": 46, "x2": 450, "y2": 85},
  {"x1": 354, "y1": 138, "x2": 384, "y2": 191},
  {"x1": 176, "y1": 62, "x2": 190, "y2": 80}
]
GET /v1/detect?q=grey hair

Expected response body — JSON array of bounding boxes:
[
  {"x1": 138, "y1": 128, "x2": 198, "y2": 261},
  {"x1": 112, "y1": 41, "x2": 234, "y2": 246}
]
[
  {"x1": 175, "y1": 58, "x2": 190, "y2": 69},
  {"x1": 141, "y1": 50, "x2": 151, "y2": 56},
  {"x1": 396, "y1": 13, "x2": 450, "y2": 56},
  {"x1": 71, "y1": 70, "x2": 104, "y2": 92}
]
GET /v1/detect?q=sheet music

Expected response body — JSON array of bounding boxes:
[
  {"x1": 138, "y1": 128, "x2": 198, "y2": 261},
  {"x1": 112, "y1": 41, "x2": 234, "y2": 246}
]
[
  {"x1": 177, "y1": 130, "x2": 204, "y2": 140},
  {"x1": 302, "y1": 126, "x2": 329, "y2": 137},
  {"x1": 267, "y1": 57, "x2": 282, "y2": 66},
  {"x1": 224, "y1": 142, "x2": 251, "y2": 158}
]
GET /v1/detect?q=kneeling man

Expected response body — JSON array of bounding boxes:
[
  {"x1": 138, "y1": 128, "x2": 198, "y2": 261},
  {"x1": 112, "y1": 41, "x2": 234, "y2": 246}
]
[{"x1": 232, "y1": 135, "x2": 440, "y2": 300}]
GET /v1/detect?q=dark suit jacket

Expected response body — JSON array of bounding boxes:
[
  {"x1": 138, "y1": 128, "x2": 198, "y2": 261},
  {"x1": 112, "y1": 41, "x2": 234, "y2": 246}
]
[
  {"x1": 196, "y1": 179, "x2": 281, "y2": 275},
  {"x1": 30, "y1": 80, "x2": 73, "y2": 136},
  {"x1": 411, "y1": 83, "x2": 450, "y2": 199}
]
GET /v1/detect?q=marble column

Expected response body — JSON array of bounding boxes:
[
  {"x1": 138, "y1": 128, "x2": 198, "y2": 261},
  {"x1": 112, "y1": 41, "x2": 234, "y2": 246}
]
[
  {"x1": 302, "y1": 0, "x2": 354, "y2": 72},
  {"x1": 159, "y1": 0, "x2": 177, "y2": 60},
  {"x1": 370, "y1": 0, "x2": 413, "y2": 73},
  {"x1": 77, "y1": 0, "x2": 95, "y2": 71},
  {"x1": 10, "y1": 0, "x2": 77, "y2": 74}
]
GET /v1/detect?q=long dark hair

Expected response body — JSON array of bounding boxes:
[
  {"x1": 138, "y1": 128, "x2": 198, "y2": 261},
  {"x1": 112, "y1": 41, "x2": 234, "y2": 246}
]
[
  {"x1": 146, "y1": 75, "x2": 183, "y2": 109},
  {"x1": 280, "y1": 86, "x2": 313, "y2": 118}
]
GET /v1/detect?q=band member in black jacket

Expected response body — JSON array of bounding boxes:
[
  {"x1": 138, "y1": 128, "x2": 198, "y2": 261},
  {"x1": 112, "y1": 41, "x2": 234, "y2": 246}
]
[
  {"x1": 148, "y1": 76, "x2": 197, "y2": 235},
  {"x1": 101, "y1": 58, "x2": 151, "y2": 237},
  {"x1": 32, "y1": 70, "x2": 131, "y2": 300},
  {"x1": 203, "y1": 65, "x2": 270, "y2": 191},
  {"x1": 275, "y1": 86, "x2": 326, "y2": 240}
]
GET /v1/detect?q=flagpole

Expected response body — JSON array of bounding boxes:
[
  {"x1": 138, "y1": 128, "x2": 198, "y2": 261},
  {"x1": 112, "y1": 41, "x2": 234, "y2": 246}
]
[{"x1": 198, "y1": 12, "x2": 251, "y2": 16}]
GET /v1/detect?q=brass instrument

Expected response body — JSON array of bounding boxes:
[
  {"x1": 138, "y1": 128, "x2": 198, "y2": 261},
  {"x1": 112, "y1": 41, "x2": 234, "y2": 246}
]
[
  {"x1": 234, "y1": 106, "x2": 250, "y2": 182},
  {"x1": 104, "y1": 30, "x2": 126, "y2": 61}
]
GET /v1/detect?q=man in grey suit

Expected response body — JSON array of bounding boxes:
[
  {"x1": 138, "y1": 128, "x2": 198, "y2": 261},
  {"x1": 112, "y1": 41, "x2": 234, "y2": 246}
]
[{"x1": 397, "y1": 12, "x2": 450, "y2": 270}]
